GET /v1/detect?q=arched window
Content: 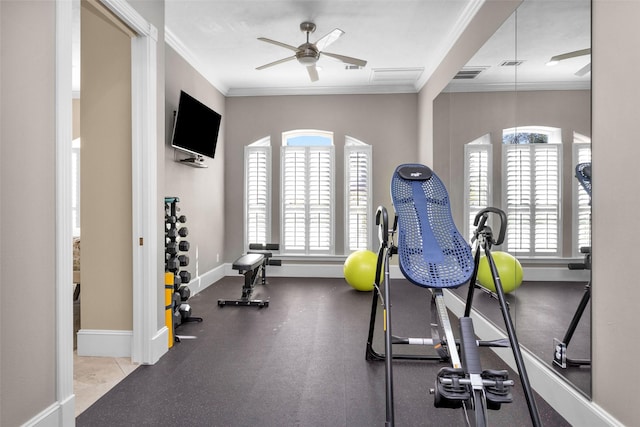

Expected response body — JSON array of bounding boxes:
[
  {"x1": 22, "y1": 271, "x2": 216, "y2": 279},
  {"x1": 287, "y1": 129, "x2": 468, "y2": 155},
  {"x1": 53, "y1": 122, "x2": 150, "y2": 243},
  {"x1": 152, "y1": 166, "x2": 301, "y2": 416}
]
[
  {"x1": 281, "y1": 130, "x2": 335, "y2": 254},
  {"x1": 502, "y1": 126, "x2": 562, "y2": 256}
]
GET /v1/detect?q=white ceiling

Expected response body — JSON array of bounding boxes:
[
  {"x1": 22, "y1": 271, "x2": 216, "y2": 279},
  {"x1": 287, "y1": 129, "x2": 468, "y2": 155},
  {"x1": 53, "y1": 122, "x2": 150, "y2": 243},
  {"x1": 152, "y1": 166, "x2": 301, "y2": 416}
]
[
  {"x1": 164, "y1": 0, "x2": 591, "y2": 97},
  {"x1": 73, "y1": 0, "x2": 591, "y2": 96}
]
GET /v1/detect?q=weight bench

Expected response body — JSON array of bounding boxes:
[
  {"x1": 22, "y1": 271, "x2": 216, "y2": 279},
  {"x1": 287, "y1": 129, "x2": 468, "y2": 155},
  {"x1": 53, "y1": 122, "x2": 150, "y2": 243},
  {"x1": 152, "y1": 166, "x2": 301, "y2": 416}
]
[
  {"x1": 217, "y1": 243, "x2": 280, "y2": 308},
  {"x1": 248, "y1": 243, "x2": 281, "y2": 285}
]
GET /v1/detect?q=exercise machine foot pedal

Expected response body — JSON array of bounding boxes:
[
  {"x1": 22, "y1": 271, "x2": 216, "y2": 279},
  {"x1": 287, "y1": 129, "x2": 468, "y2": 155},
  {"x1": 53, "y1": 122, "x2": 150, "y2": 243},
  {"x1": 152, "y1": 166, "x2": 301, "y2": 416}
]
[
  {"x1": 482, "y1": 369, "x2": 513, "y2": 410},
  {"x1": 553, "y1": 338, "x2": 567, "y2": 368},
  {"x1": 434, "y1": 367, "x2": 470, "y2": 408}
]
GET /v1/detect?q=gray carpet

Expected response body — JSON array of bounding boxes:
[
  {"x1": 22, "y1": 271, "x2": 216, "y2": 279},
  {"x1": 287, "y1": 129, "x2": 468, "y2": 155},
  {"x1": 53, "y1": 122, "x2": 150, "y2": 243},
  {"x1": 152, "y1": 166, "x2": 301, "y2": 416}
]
[{"x1": 77, "y1": 276, "x2": 570, "y2": 426}]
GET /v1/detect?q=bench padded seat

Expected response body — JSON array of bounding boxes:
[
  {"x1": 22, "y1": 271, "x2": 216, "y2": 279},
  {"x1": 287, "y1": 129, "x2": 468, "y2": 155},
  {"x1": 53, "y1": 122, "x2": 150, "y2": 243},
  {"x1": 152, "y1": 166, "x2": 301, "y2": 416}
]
[{"x1": 232, "y1": 253, "x2": 264, "y2": 272}]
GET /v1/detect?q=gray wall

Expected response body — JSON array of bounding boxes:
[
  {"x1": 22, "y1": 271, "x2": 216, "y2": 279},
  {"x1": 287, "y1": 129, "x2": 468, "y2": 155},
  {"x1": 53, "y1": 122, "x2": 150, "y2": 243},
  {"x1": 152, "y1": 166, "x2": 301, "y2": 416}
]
[
  {"x1": 224, "y1": 94, "x2": 418, "y2": 260},
  {"x1": 592, "y1": 1, "x2": 640, "y2": 424},
  {"x1": 165, "y1": 45, "x2": 226, "y2": 279},
  {"x1": 0, "y1": 1, "x2": 57, "y2": 426}
]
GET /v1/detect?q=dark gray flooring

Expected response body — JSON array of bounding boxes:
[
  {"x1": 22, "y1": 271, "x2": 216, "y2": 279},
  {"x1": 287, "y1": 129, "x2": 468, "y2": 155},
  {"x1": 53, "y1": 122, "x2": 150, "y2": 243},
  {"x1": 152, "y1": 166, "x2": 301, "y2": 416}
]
[{"x1": 77, "y1": 277, "x2": 570, "y2": 426}]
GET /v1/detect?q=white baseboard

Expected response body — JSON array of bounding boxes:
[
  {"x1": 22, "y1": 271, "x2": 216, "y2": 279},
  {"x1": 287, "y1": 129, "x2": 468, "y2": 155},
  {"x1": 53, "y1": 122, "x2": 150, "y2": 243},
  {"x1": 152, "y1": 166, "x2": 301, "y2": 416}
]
[
  {"x1": 523, "y1": 266, "x2": 589, "y2": 282},
  {"x1": 21, "y1": 393, "x2": 75, "y2": 427},
  {"x1": 148, "y1": 326, "x2": 169, "y2": 365},
  {"x1": 76, "y1": 329, "x2": 132, "y2": 358},
  {"x1": 219, "y1": 261, "x2": 586, "y2": 282},
  {"x1": 443, "y1": 290, "x2": 622, "y2": 427},
  {"x1": 187, "y1": 263, "x2": 226, "y2": 296}
]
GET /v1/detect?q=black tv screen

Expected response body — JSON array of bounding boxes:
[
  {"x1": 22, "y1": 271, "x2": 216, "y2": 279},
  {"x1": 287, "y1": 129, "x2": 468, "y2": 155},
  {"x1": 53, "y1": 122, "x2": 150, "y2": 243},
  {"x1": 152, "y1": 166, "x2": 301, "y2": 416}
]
[{"x1": 171, "y1": 90, "x2": 221, "y2": 159}]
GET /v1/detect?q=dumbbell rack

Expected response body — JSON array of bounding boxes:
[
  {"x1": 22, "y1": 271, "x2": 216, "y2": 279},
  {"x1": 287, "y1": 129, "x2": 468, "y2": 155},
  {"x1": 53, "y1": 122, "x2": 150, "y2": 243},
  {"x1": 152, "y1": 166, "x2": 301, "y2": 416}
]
[{"x1": 165, "y1": 197, "x2": 202, "y2": 344}]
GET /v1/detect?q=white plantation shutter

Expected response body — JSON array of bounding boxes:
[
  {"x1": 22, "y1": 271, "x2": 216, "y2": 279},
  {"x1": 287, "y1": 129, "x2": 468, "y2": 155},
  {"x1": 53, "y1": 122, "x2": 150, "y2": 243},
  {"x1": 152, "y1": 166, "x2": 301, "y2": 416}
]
[
  {"x1": 244, "y1": 142, "x2": 271, "y2": 248},
  {"x1": 574, "y1": 142, "x2": 592, "y2": 254},
  {"x1": 281, "y1": 145, "x2": 334, "y2": 254},
  {"x1": 464, "y1": 137, "x2": 491, "y2": 241},
  {"x1": 308, "y1": 148, "x2": 333, "y2": 251},
  {"x1": 503, "y1": 143, "x2": 561, "y2": 256},
  {"x1": 282, "y1": 147, "x2": 307, "y2": 251},
  {"x1": 533, "y1": 146, "x2": 560, "y2": 253},
  {"x1": 345, "y1": 141, "x2": 371, "y2": 251}
]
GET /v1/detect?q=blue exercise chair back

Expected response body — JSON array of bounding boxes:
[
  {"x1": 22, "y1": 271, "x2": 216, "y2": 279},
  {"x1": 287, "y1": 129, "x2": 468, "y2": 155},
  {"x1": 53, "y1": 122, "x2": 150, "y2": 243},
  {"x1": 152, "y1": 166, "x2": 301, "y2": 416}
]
[
  {"x1": 576, "y1": 162, "x2": 592, "y2": 200},
  {"x1": 391, "y1": 164, "x2": 474, "y2": 289}
]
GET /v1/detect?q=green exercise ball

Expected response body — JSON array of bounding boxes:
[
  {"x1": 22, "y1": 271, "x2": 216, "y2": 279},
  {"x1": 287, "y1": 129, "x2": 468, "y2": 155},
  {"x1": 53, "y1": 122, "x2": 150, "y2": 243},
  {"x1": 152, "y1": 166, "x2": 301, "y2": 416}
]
[
  {"x1": 477, "y1": 251, "x2": 523, "y2": 293},
  {"x1": 343, "y1": 250, "x2": 379, "y2": 292}
]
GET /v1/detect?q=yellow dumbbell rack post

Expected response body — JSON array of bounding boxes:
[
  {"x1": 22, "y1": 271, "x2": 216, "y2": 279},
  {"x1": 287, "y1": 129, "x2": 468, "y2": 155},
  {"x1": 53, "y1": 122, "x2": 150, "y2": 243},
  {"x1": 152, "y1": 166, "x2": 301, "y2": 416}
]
[{"x1": 165, "y1": 272, "x2": 174, "y2": 348}]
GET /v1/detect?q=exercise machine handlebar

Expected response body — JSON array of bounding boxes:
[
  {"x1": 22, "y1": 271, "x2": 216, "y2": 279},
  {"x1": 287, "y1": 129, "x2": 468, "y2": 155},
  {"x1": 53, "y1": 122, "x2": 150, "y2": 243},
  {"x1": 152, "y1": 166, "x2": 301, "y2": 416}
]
[{"x1": 473, "y1": 207, "x2": 507, "y2": 247}]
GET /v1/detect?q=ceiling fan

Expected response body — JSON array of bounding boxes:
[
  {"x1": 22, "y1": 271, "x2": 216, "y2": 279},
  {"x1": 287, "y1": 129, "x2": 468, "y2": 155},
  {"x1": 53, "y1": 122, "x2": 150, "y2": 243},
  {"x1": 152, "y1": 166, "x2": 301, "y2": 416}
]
[
  {"x1": 546, "y1": 48, "x2": 591, "y2": 76},
  {"x1": 256, "y1": 22, "x2": 367, "y2": 82}
]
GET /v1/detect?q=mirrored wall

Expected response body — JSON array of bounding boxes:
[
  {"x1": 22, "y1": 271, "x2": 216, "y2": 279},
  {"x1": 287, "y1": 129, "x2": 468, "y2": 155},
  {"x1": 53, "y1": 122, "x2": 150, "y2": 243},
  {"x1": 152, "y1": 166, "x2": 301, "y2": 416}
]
[{"x1": 436, "y1": 1, "x2": 592, "y2": 397}]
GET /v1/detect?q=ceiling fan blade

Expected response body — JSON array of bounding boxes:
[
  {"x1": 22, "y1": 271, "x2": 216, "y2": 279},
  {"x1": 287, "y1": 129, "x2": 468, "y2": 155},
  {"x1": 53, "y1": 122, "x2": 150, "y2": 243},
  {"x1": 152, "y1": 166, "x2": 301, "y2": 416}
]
[
  {"x1": 257, "y1": 37, "x2": 299, "y2": 52},
  {"x1": 256, "y1": 55, "x2": 296, "y2": 70},
  {"x1": 321, "y1": 51, "x2": 367, "y2": 67},
  {"x1": 307, "y1": 65, "x2": 319, "y2": 82},
  {"x1": 314, "y1": 28, "x2": 344, "y2": 51},
  {"x1": 547, "y1": 48, "x2": 591, "y2": 65},
  {"x1": 575, "y1": 63, "x2": 591, "y2": 77}
]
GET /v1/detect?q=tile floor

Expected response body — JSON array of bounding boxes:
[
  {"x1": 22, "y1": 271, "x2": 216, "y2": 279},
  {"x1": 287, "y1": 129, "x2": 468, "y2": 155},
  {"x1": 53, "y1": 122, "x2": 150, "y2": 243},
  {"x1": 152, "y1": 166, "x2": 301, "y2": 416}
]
[
  {"x1": 73, "y1": 292, "x2": 139, "y2": 417},
  {"x1": 73, "y1": 352, "x2": 139, "y2": 417}
]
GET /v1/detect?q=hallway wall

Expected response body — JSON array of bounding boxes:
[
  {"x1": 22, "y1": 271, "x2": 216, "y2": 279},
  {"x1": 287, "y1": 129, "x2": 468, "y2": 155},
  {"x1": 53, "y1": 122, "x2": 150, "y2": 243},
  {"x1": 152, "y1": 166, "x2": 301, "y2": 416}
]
[{"x1": 0, "y1": 2, "x2": 57, "y2": 425}]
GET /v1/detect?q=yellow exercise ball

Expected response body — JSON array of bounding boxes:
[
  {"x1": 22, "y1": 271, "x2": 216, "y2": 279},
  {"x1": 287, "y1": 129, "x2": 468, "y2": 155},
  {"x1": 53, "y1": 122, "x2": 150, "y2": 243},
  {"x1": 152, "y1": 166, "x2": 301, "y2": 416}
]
[
  {"x1": 477, "y1": 251, "x2": 523, "y2": 293},
  {"x1": 343, "y1": 250, "x2": 379, "y2": 292}
]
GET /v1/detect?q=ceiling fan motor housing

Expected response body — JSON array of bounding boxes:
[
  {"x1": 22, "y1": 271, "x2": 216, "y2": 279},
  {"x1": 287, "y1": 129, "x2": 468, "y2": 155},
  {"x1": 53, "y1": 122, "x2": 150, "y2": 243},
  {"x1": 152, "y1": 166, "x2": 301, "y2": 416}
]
[{"x1": 296, "y1": 43, "x2": 319, "y2": 65}]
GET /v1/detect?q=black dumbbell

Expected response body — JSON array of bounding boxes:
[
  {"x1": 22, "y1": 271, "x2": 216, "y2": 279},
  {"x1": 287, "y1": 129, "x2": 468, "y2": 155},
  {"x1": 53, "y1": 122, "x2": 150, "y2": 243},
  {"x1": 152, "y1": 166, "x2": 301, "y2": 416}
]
[
  {"x1": 178, "y1": 227, "x2": 189, "y2": 237},
  {"x1": 179, "y1": 303, "x2": 192, "y2": 320},
  {"x1": 172, "y1": 291, "x2": 181, "y2": 307},
  {"x1": 179, "y1": 270, "x2": 191, "y2": 283},
  {"x1": 166, "y1": 256, "x2": 179, "y2": 271},
  {"x1": 173, "y1": 308, "x2": 182, "y2": 327},
  {"x1": 165, "y1": 215, "x2": 177, "y2": 224},
  {"x1": 178, "y1": 254, "x2": 189, "y2": 267},
  {"x1": 166, "y1": 228, "x2": 178, "y2": 238},
  {"x1": 166, "y1": 241, "x2": 178, "y2": 255},
  {"x1": 177, "y1": 285, "x2": 190, "y2": 301},
  {"x1": 179, "y1": 241, "x2": 190, "y2": 252},
  {"x1": 178, "y1": 215, "x2": 187, "y2": 223}
]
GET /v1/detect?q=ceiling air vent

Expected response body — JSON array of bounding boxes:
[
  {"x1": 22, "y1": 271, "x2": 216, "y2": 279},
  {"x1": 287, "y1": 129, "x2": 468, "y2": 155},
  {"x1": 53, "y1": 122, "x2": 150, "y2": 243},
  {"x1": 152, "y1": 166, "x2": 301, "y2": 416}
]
[
  {"x1": 500, "y1": 60, "x2": 524, "y2": 67},
  {"x1": 453, "y1": 67, "x2": 488, "y2": 80},
  {"x1": 345, "y1": 65, "x2": 364, "y2": 70},
  {"x1": 370, "y1": 68, "x2": 424, "y2": 84}
]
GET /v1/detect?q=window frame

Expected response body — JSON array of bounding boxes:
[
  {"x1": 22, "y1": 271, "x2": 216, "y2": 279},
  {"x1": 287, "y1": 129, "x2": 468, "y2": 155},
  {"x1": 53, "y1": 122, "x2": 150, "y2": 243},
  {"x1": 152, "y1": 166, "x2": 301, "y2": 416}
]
[
  {"x1": 344, "y1": 137, "x2": 372, "y2": 252},
  {"x1": 280, "y1": 130, "x2": 335, "y2": 255},
  {"x1": 501, "y1": 126, "x2": 562, "y2": 257},
  {"x1": 244, "y1": 138, "x2": 272, "y2": 250},
  {"x1": 463, "y1": 134, "x2": 492, "y2": 242}
]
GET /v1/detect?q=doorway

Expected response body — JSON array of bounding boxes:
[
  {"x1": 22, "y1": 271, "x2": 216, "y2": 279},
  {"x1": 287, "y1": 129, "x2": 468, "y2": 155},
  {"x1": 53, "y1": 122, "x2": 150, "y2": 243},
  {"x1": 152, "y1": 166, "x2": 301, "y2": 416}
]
[{"x1": 56, "y1": 0, "x2": 161, "y2": 420}]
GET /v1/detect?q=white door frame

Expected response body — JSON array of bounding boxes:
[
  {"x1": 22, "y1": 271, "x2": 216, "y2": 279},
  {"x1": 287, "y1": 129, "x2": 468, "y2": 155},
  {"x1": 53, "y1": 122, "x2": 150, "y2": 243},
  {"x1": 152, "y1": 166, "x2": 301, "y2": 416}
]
[{"x1": 55, "y1": 0, "x2": 162, "y2": 421}]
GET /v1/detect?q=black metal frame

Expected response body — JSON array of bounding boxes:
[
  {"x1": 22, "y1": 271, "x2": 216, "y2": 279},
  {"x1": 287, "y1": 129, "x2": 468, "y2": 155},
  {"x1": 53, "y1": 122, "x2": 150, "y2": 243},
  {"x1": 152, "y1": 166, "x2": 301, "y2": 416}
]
[
  {"x1": 218, "y1": 253, "x2": 269, "y2": 307},
  {"x1": 369, "y1": 204, "x2": 542, "y2": 427},
  {"x1": 553, "y1": 163, "x2": 592, "y2": 368}
]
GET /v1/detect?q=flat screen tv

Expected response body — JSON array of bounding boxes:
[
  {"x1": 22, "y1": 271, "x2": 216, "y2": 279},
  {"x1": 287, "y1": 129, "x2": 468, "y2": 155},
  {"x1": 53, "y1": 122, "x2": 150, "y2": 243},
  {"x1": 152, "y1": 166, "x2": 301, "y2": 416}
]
[{"x1": 171, "y1": 90, "x2": 221, "y2": 159}]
